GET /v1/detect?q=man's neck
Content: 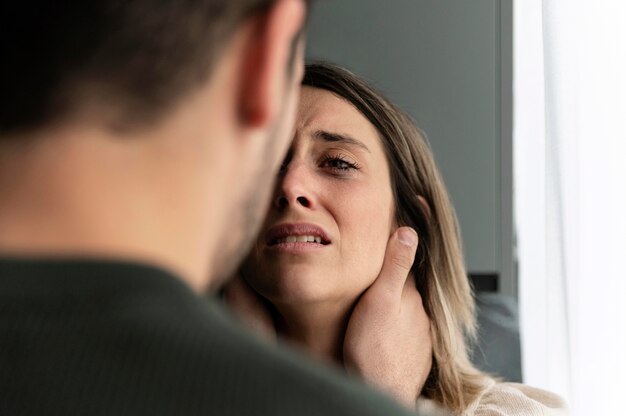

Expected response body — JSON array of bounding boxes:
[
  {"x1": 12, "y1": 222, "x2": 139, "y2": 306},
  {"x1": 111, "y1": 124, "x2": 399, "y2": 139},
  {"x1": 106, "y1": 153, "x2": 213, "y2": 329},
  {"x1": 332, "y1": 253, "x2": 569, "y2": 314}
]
[{"x1": 0, "y1": 125, "x2": 220, "y2": 293}]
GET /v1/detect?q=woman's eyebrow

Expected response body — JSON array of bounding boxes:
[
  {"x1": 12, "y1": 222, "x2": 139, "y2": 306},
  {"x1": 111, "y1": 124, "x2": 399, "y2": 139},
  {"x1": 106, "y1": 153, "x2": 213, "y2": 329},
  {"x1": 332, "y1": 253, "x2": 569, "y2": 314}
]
[{"x1": 313, "y1": 130, "x2": 371, "y2": 154}]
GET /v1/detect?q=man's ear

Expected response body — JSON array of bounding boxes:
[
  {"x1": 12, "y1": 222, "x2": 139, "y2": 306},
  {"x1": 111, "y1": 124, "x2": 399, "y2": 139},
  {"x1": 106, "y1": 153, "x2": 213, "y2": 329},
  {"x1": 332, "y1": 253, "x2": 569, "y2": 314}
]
[{"x1": 238, "y1": 0, "x2": 306, "y2": 128}]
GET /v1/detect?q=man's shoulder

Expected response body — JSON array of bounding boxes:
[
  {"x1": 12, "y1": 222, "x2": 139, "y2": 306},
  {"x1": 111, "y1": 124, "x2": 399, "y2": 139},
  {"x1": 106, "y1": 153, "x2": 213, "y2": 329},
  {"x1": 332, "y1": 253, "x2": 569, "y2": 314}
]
[
  {"x1": 142, "y1": 297, "x2": 414, "y2": 416},
  {"x1": 0, "y1": 258, "x2": 414, "y2": 416},
  {"x1": 64, "y1": 293, "x2": 414, "y2": 416}
]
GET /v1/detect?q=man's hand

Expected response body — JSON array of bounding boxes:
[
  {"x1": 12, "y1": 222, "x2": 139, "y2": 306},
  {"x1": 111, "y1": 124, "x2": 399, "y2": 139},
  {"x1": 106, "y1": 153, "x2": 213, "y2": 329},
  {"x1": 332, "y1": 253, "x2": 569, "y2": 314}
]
[
  {"x1": 222, "y1": 275, "x2": 277, "y2": 341},
  {"x1": 343, "y1": 227, "x2": 433, "y2": 410}
]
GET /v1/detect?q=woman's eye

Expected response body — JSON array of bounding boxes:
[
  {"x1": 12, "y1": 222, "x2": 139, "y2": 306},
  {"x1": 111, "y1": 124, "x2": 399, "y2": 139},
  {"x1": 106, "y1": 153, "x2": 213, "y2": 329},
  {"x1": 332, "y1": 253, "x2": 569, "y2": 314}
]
[{"x1": 320, "y1": 155, "x2": 360, "y2": 172}]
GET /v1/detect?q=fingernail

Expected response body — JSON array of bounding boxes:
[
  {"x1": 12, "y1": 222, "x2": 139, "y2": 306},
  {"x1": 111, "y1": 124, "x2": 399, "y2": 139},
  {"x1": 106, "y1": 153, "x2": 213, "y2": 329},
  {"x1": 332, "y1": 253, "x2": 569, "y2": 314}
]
[{"x1": 398, "y1": 227, "x2": 418, "y2": 247}]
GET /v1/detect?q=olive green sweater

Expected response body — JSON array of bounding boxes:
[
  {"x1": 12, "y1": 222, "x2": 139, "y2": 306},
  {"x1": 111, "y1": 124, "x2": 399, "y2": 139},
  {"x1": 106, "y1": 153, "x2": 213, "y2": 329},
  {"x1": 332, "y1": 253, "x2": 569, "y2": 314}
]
[{"x1": 0, "y1": 258, "x2": 416, "y2": 416}]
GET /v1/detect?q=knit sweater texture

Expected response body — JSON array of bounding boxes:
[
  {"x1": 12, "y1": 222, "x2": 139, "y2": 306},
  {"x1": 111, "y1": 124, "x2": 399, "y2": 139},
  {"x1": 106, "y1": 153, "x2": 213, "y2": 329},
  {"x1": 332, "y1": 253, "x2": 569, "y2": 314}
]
[
  {"x1": 415, "y1": 372, "x2": 568, "y2": 415},
  {"x1": 0, "y1": 258, "x2": 416, "y2": 416}
]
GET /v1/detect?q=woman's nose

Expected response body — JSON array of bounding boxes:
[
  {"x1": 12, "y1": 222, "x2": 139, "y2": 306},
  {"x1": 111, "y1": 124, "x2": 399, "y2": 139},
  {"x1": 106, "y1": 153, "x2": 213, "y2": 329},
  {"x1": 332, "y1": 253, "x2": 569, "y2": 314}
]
[{"x1": 274, "y1": 163, "x2": 313, "y2": 211}]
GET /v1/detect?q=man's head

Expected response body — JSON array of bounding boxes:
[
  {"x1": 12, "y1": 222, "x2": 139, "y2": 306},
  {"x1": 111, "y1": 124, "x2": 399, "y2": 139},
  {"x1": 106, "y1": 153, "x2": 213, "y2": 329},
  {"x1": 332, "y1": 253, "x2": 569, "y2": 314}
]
[
  {"x1": 0, "y1": 0, "x2": 312, "y2": 290},
  {"x1": 1, "y1": 0, "x2": 309, "y2": 134}
]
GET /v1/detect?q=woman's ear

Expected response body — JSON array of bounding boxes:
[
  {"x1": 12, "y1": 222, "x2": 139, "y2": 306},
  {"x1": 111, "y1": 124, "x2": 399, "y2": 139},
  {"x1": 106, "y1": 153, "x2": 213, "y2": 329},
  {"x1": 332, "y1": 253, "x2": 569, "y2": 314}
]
[{"x1": 417, "y1": 195, "x2": 432, "y2": 219}]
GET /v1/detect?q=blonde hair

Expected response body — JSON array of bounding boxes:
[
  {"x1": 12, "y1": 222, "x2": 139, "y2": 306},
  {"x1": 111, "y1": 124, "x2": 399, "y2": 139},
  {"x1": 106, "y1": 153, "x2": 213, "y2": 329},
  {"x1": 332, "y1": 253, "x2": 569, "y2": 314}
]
[{"x1": 303, "y1": 62, "x2": 490, "y2": 413}]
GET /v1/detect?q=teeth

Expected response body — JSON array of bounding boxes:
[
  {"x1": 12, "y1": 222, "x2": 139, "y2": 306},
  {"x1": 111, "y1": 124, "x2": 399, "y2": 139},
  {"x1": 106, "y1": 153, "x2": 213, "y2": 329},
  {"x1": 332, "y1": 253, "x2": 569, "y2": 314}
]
[{"x1": 275, "y1": 235, "x2": 325, "y2": 244}]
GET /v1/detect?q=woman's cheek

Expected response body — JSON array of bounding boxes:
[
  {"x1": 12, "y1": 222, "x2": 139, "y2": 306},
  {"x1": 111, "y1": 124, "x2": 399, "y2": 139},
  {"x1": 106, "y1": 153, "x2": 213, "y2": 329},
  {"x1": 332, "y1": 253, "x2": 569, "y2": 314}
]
[{"x1": 343, "y1": 218, "x2": 391, "y2": 290}]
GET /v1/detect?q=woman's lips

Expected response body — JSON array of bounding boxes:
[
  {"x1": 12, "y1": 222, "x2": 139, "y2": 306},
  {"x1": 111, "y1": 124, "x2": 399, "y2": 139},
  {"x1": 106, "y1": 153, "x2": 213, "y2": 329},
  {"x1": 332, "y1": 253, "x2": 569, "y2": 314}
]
[{"x1": 264, "y1": 222, "x2": 331, "y2": 250}]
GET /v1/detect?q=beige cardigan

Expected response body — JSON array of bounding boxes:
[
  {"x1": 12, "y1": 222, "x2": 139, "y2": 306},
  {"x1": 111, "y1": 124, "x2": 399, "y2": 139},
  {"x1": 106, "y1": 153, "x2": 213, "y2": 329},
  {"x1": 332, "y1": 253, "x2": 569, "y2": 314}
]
[{"x1": 416, "y1": 379, "x2": 568, "y2": 416}]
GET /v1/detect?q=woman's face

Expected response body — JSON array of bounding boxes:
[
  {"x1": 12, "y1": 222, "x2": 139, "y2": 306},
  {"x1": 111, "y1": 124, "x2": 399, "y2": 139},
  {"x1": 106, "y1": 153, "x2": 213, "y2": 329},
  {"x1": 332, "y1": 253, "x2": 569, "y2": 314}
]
[{"x1": 242, "y1": 87, "x2": 396, "y2": 306}]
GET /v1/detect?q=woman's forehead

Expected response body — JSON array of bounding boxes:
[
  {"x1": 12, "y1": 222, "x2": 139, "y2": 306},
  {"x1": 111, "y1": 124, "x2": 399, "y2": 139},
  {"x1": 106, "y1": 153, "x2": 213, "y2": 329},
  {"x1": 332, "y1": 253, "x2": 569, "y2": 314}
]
[{"x1": 296, "y1": 87, "x2": 381, "y2": 150}]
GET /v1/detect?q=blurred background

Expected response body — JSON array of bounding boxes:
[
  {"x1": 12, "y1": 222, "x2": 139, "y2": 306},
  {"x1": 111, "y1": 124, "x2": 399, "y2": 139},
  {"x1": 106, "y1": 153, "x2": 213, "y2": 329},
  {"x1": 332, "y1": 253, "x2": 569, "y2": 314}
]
[{"x1": 305, "y1": 1, "x2": 626, "y2": 415}]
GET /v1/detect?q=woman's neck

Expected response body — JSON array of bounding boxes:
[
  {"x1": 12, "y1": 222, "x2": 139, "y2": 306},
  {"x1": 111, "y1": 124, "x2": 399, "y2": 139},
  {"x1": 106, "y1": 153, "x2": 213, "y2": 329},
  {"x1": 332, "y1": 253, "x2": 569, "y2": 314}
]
[{"x1": 271, "y1": 298, "x2": 356, "y2": 366}]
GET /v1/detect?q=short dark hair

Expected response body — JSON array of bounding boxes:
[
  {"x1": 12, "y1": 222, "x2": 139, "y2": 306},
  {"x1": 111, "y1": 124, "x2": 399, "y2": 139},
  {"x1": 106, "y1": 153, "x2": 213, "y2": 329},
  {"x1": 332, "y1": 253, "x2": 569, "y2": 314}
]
[{"x1": 0, "y1": 0, "x2": 311, "y2": 134}]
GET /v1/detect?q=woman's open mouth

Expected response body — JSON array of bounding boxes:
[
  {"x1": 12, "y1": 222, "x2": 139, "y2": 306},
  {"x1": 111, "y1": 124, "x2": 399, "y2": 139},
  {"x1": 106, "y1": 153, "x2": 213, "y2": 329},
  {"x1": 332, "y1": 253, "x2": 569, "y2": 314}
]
[
  {"x1": 265, "y1": 223, "x2": 332, "y2": 250},
  {"x1": 270, "y1": 235, "x2": 327, "y2": 245}
]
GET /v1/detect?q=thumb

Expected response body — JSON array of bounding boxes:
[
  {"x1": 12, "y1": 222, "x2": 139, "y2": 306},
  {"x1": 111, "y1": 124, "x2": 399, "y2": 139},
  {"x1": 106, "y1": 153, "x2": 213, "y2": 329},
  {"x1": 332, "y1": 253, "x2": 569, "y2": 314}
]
[{"x1": 371, "y1": 227, "x2": 418, "y2": 301}]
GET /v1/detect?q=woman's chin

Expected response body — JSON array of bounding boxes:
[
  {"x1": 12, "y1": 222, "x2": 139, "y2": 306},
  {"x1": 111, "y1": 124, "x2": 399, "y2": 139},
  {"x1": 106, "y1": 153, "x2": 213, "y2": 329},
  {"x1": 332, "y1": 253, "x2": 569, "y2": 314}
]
[
  {"x1": 249, "y1": 264, "x2": 371, "y2": 308},
  {"x1": 264, "y1": 281, "x2": 337, "y2": 306}
]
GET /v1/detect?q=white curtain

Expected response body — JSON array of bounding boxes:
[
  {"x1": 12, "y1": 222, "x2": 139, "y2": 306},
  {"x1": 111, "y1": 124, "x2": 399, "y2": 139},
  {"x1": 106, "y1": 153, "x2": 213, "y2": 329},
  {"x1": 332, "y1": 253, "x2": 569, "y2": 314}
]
[{"x1": 514, "y1": 1, "x2": 626, "y2": 415}]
